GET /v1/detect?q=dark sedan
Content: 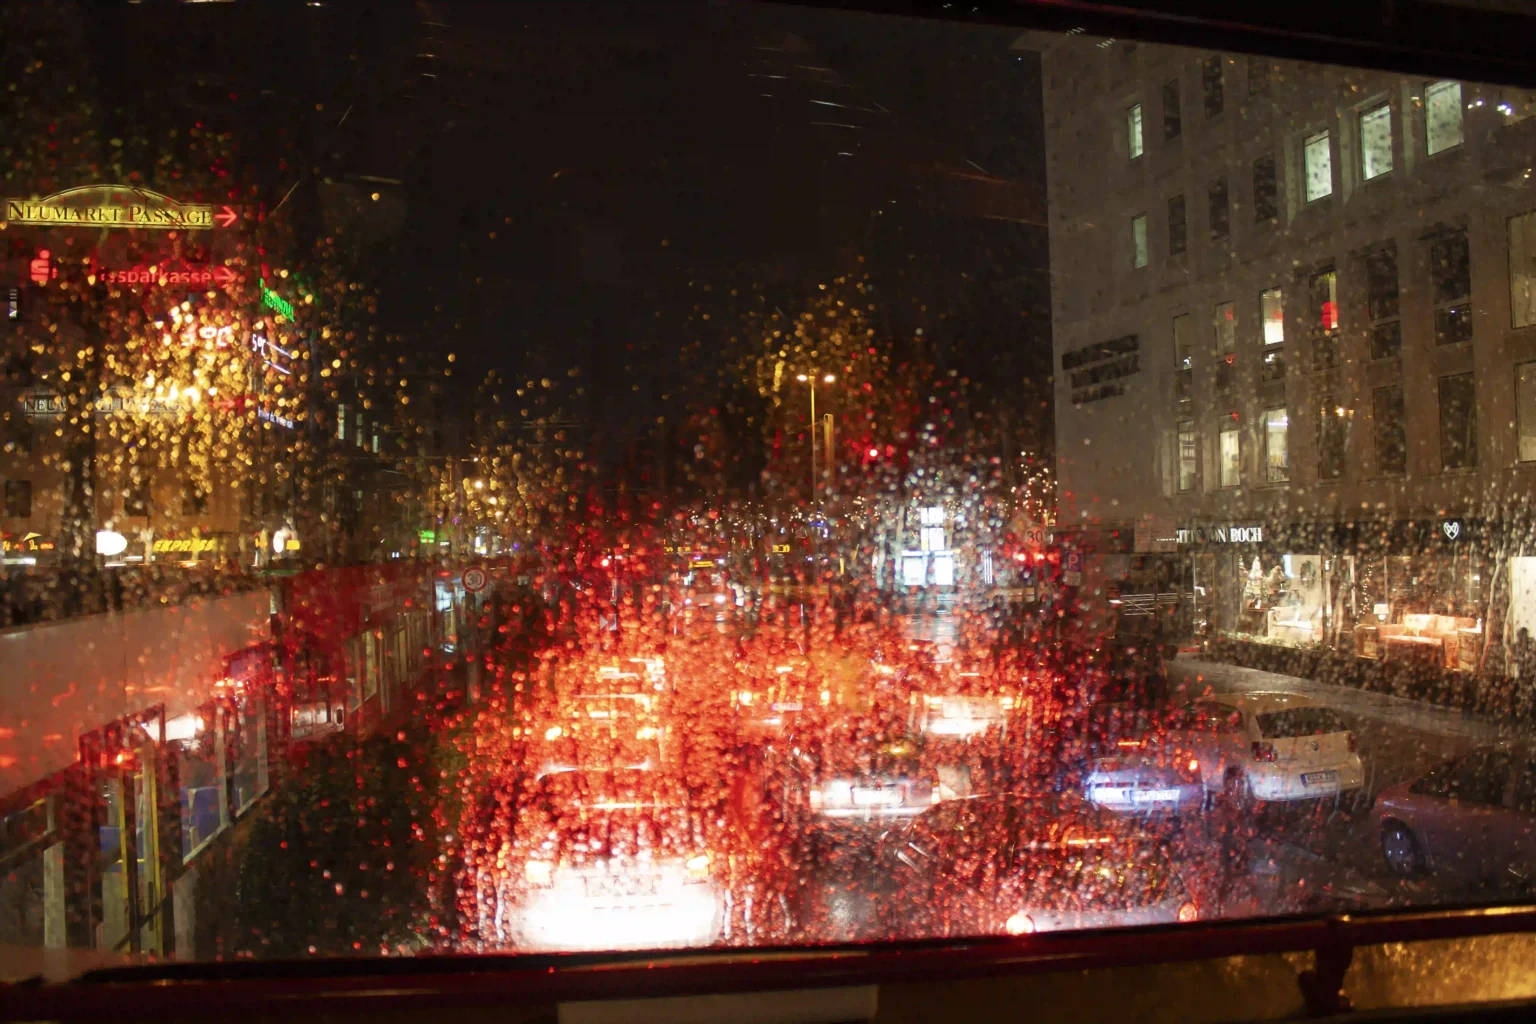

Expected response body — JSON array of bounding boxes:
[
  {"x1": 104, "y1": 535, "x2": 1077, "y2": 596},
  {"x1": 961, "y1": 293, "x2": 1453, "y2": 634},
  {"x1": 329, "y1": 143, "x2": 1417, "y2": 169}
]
[
  {"x1": 1376, "y1": 744, "x2": 1536, "y2": 893},
  {"x1": 873, "y1": 793, "x2": 1198, "y2": 939}
]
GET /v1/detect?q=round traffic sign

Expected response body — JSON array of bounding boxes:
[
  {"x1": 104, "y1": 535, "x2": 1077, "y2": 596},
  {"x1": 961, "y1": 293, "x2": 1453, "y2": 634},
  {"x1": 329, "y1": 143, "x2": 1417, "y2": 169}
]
[{"x1": 462, "y1": 567, "x2": 488, "y2": 592}]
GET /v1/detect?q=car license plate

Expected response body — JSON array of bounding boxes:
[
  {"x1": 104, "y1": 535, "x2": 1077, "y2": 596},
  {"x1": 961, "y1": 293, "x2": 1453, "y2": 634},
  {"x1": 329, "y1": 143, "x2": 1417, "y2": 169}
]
[
  {"x1": 852, "y1": 787, "x2": 899, "y2": 806},
  {"x1": 772, "y1": 702, "x2": 803, "y2": 711},
  {"x1": 584, "y1": 874, "x2": 659, "y2": 898},
  {"x1": 1131, "y1": 789, "x2": 1180, "y2": 802},
  {"x1": 1302, "y1": 770, "x2": 1338, "y2": 786}
]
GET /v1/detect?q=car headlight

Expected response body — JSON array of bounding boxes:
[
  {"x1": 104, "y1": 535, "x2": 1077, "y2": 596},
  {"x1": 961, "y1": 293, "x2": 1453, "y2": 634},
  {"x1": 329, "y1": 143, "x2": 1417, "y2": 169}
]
[
  {"x1": 686, "y1": 853, "x2": 710, "y2": 880},
  {"x1": 1004, "y1": 912, "x2": 1035, "y2": 935},
  {"x1": 525, "y1": 860, "x2": 554, "y2": 887},
  {"x1": 544, "y1": 725, "x2": 563, "y2": 741}
]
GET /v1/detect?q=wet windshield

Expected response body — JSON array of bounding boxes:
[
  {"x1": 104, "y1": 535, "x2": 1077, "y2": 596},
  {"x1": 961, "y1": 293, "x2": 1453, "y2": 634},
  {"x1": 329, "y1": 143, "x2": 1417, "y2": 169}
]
[{"x1": 4, "y1": 0, "x2": 1536, "y2": 979}]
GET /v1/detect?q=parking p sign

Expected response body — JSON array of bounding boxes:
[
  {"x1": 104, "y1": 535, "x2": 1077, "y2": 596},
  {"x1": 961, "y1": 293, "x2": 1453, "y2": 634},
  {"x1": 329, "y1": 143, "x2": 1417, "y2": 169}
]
[{"x1": 1062, "y1": 550, "x2": 1083, "y2": 588}]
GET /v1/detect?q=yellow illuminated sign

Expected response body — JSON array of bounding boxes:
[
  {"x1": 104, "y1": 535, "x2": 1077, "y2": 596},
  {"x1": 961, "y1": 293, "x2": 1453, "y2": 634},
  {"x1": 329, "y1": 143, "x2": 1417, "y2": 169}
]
[
  {"x1": 153, "y1": 538, "x2": 218, "y2": 553},
  {"x1": 771, "y1": 543, "x2": 791, "y2": 554},
  {"x1": 4, "y1": 186, "x2": 236, "y2": 231}
]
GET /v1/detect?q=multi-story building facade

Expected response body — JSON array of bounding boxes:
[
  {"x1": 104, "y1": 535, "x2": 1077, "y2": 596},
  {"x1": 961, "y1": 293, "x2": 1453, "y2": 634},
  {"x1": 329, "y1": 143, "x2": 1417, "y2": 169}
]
[{"x1": 1025, "y1": 29, "x2": 1536, "y2": 664}]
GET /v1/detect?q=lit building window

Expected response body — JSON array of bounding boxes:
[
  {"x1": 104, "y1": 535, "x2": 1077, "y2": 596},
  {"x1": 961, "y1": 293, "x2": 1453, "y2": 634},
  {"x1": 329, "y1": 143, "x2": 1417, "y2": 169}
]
[
  {"x1": 1127, "y1": 103, "x2": 1143, "y2": 159},
  {"x1": 1264, "y1": 408, "x2": 1289, "y2": 483},
  {"x1": 1177, "y1": 420, "x2": 1196, "y2": 492},
  {"x1": 1304, "y1": 130, "x2": 1333, "y2": 202},
  {"x1": 1131, "y1": 213, "x2": 1148, "y2": 268},
  {"x1": 1509, "y1": 211, "x2": 1536, "y2": 329},
  {"x1": 337, "y1": 403, "x2": 348, "y2": 442},
  {"x1": 1359, "y1": 103, "x2": 1394, "y2": 180},
  {"x1": 1425, "y1": 80, "x2": 1463, "y2": 155},
  {"x1": 1261, "y1": 287, "x2": 1285, "y2": 345},
  {"x1": 1219, "y1": 424, "x2": 1240, "y2": 488}
]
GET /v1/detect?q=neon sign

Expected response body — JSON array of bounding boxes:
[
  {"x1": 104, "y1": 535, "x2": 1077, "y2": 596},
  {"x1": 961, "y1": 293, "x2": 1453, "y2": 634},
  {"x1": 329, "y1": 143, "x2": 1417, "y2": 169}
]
[
  {"x1": 250, "y1": 333, "x2": 296, "y2": 376},
  {"x1": 160, "y1": 306, "x2": 235, "y2": 349},
  {"x1": 29, "y1": 250, "x2": 55, "y2": 285},
  {"x1": 100, "y1": 263, "x2": 238, "y2": 288},
  {"x1": 260, "y1": 278, "x2": 295, "y2": 319},
  {"x1": 3, "y1": 186, "x2": 236, "y2": 231},
  {"x1": 258, "y1": 408, "x2": 297, "y2": 430},
  {"x1": 153, "y1": 538, "x2": 218, "y2": 553}
]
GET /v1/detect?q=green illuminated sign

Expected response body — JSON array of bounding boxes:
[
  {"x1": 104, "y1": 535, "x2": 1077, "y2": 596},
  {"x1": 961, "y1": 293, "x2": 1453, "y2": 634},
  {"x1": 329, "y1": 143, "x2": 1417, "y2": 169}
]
[
  {"x1": 260, "y1": 277, "x2": 295, "y2": 319},
  {"x1": 418, "y1": 530, "x2": 436, "y2": 543}
]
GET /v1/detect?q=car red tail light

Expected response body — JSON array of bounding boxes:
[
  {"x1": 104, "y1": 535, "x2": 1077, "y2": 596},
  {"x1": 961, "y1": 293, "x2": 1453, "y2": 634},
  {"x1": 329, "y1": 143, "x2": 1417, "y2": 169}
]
[
  {"x1": 1347, "y1": 731, "x2": 1358, "y2": 753},
  {"x1": 1179, "y1": 757, "x2": 1200, "y2": 779},
  {"x1": 1252, "y1": 741, "x2": 1276, "y2": 763},
  {"x1": 1177, "y1": 901, "x2": 1199, "y2": 923}
]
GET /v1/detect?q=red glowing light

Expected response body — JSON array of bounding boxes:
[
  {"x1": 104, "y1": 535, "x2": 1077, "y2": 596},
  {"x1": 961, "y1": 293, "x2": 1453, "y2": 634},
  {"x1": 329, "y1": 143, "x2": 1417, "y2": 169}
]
[
  {"x1": 29, "y1": 250, "x2": 54, "y2": 286},
  {"x1": 98, "y1": 262, "x2": 238, "y2": 288},
  {"x1": 1320, "y1": 301, "x2": 1338, "y2": 331}
]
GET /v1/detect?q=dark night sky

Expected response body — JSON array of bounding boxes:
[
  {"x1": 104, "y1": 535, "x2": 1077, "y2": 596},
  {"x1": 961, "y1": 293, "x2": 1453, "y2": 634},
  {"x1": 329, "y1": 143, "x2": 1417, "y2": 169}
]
[{"x1": 351, "y1": 2, "x2": 1047, "y2": 452}]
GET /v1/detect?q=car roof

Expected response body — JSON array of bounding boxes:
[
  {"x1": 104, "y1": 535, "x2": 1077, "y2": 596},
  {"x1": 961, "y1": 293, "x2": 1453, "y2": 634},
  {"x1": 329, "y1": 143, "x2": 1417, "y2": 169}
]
[{"x1": 1201, "y1": 691, "x2": 1328, "y2": 714}]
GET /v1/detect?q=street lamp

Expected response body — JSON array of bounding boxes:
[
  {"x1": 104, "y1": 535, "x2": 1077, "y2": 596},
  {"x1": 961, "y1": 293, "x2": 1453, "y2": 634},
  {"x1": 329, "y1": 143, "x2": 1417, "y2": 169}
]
[{"x1": 796, "y1": 372, "x2": 836, "y2": 502}]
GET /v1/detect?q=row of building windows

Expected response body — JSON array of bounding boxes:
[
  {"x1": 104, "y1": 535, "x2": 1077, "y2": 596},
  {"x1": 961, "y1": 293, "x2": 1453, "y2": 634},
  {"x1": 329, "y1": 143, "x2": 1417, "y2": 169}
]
[
  {"x1": 1125, "y1": 65, "x2": 1464, "y2": 174},
  {"x1": 1125, "y1": 76, "x2": 1471, "y2": 273},
  {"x1": 0, "y1": 478, "x2": 218, "y2": 521},
  {"x1": 1164, "y1": 231, "x2": 1471, "y2": 400},
  {"x1": 1169, "y1": 365, "x2": 1531, "y2": 492}
]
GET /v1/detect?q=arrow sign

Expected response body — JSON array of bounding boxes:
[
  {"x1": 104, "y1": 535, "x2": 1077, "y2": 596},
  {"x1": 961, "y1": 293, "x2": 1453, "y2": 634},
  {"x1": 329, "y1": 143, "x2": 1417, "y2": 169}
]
[
  {"x1": 212, "y1": 265, "x2": 237, "y2": 286},
  {"x1": 214, "y1": 205, "x2": 238, "y2": 228}
]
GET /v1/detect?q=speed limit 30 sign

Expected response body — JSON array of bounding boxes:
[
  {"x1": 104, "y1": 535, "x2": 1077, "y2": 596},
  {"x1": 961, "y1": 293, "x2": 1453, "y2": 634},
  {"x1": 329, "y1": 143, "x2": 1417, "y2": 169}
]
[{"x1": 462, "y1": 567, "x2": 488, "y2": 592}]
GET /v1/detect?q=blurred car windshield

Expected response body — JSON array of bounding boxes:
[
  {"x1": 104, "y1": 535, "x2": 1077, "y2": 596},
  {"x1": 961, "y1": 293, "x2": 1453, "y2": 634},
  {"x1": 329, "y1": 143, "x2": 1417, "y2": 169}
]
[{"x1": 7, "y1": 0, "x2": 1536, "y2": 993}]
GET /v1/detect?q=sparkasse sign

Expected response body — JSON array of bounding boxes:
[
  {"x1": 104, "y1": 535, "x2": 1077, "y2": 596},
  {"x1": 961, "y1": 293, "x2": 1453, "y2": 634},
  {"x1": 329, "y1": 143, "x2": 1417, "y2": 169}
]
[{"x1": 4, "y1": 186, "x2": 236, "y2": 231}]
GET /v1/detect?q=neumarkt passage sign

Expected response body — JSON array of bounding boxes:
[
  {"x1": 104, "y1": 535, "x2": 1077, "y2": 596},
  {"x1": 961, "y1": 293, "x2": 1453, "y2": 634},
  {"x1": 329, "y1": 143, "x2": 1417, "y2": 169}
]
[{"x1": 4, "y1": 186, "x2": 238, "y2": 231}]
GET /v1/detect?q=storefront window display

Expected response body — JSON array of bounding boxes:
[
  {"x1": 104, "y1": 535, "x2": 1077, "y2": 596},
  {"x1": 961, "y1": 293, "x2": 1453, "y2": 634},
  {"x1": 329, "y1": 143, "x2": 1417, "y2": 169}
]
[
  {"x1": 1229, "y1": 551, "x2": 1327, "y2": 645},
  {"x1": 1351, "y1": 551, "x2": 1486, "y2": 668}
]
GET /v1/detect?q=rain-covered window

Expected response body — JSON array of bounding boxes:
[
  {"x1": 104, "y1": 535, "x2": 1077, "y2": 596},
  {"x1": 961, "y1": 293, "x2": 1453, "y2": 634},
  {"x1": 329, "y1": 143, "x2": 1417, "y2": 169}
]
[
  {"x1": 1260, "y1": 288, "x2": 1284, "y2": 345},
  {"x1": 1318, "y1": 400, "x2": 1349, "y2": 480},
  {"x1": 1162, "y1": 77, "x2": 1181, "y2": 138},
  {"x1": 1304, "y1": 129, "x2": 1333, "y2": 201},
  {"x1": 1202, "y1": 56, "x2": 1223, "y2": 118},
  {"x1": 1126, "y1": 103, "x2": 1144, "y2": 159},
  {"x1": 1263, "y1": 408, "x2": 1289, "y2": 483},
  {"x1": 1359, "y1": 103, "x2": 1394, "y2": 181},
  {"x1": 1508, "y1": 211, "x2": 1536, "y2": 329},
  {"x1": 1374, "y1": 384, "x2": 1408, "y2": 475},
  {"x1": 1431, "y1": 229, "x2": 1473, "y2": 345},
  {"x1": 1438, "y1": 372, "x2": 1479, "y2": 470},
  {"x1": 1208, "y1": 177, "x2": 1229, "y2": 241},
  {"x1": 1425, "y1": 79, "x2": 1464, "y2": 154},
  {"x1": 1176, "y1": 420, "x2": 1197, "y2": 492},
  {"x1": 1167, "y1": 195, "x2": 1186, "y2": 256},
  {"x1": 1252, "y1": 154, "x2": 1278, "y2": 222},
  {"x1": 1131, "y1": 213, "x2": 1149, "y2": 268},
  {"x1": 1517, "y1": 363, "x2": 1536, "y2": 462},
  {"x1": 1219, "y1": 421, "x2": 1241, "y2": 487},
  {"x1": 1366, "y1": 246, "x2": 1402, "y2": 360}
]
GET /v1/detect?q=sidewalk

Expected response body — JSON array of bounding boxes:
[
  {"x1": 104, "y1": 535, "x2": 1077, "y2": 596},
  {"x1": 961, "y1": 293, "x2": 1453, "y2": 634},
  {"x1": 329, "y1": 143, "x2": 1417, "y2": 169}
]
[{"x1": 1170, "y1": 654, "x2": 1514, "y2": 744}]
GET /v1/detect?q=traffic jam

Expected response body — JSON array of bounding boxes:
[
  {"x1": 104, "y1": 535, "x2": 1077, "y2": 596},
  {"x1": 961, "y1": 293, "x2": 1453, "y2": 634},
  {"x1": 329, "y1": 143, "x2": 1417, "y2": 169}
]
[{"x1": 449, "y1": 558, "x2": 1386, "y2": 953}]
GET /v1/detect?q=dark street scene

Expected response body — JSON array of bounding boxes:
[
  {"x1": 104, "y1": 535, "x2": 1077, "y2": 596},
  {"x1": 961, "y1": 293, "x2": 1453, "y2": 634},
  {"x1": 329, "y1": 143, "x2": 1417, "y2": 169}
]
[{"x1": 5, "y1": 2, "x2": 1536, "y2": 1021}]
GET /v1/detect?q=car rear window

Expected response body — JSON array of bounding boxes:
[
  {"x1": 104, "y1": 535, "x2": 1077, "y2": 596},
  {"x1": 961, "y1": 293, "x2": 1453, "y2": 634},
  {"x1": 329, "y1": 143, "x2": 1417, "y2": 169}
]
[{"x1": 1256, "y1": 707, "x2": 1348, "y2": 738}]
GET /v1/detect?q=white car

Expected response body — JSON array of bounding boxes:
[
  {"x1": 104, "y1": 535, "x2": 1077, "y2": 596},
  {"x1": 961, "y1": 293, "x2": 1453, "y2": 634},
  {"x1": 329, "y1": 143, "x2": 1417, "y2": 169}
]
[
  {"x1": 1170, "y1": 692, "x2": 1364, "y2": 804},
  {"x1": 494, "y1": 768, "x2": 723, "y2": 951}
]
